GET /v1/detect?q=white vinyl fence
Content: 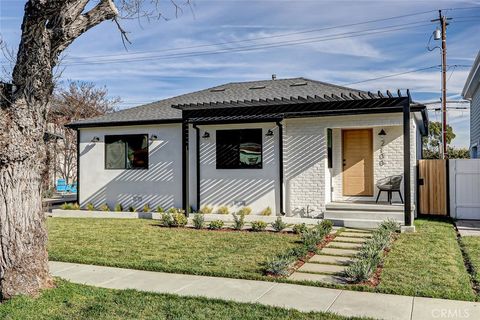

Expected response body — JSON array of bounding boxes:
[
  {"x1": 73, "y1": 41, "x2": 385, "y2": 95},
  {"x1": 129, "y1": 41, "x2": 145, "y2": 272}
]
[{"x1": 449, "y1": 159, "x2": 480, "y2": 220}]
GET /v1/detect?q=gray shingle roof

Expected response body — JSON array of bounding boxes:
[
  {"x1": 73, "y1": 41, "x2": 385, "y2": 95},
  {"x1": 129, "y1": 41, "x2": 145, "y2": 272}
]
[{"x1": 69, "y1": 77, "x2": 365, "y2": 127}]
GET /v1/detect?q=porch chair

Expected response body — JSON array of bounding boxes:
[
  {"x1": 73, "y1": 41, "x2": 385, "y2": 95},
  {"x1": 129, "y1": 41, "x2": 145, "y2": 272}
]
[{"x1": 375, "y1": 175, "x2": 403, "y2": 205}]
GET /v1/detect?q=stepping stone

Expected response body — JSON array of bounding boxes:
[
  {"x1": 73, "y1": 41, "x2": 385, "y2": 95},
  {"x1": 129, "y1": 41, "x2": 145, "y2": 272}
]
[
  {"x1": 341, "y1": 232, "x2": 372, "y2": 238},
  {"x1": 320, "y1": 248, "x2": 358, "y2": 257},
  {"x1": 288, "y1": 272, "x2": 346, "y2": 284},
  {"x1": 334, "y1": 236, "x2": 366, "y2": 243},
  {"x1": 344, "y1": 228, "x2": 372, "y2": 233},
  {"x1": 326, "y1": 241, "x2": 363, "y2": 249},
  {"x1": 297, "y1": 263, "x2": 346, "y2": 275},
  {"x1": 310, "y1": 255, "x2": 352, "y2": 266}
]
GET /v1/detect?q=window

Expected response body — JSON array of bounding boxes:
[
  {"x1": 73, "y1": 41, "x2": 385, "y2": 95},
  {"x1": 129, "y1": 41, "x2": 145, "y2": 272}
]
[
  {"x1": 216, "y1": 129, "x2": 262, "y2": 169},
  {"x1": 327, "y1": 128, "x2": 333, "y2": 168},
  {"x1": 105, "y1": 134, "x2": 149, "y2": 169}
]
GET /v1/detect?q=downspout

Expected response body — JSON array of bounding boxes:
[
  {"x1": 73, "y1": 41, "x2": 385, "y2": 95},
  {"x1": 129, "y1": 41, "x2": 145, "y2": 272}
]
[
  {"x1": 276, "y1": 121, "x2": 285, "y2": 215},
  {"x1": 193, "y1": 124, "x2": 200, "y2": 211},
  {"x1": 76, "y1": 129, "x2": 80, "y2": 205},
  {"x1": 403, "y1": 101, "x2": 412, "y2": 227},
  {"x1": 181, "y1": 121, "x2": 189, "y2": 215}
]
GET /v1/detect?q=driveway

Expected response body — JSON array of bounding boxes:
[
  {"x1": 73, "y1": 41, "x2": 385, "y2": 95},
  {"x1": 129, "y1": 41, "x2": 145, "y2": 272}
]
[{"x1": 456, "y1": 220, "x2": 480, "y2": 236}]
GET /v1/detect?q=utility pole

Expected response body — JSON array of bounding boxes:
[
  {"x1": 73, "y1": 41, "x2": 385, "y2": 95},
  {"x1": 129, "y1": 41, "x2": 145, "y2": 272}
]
[{"x1": 432, "y1": 10, "x2": 451, "y2": 159}]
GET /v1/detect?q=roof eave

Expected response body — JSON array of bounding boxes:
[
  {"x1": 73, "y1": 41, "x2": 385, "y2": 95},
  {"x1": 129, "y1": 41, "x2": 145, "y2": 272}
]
[
  {"x1": 462, "y1": 51, "x2": 480, "y2": 99},
  {"x1": 66, "y1": 118, "x2": 182, "y2": 129}
]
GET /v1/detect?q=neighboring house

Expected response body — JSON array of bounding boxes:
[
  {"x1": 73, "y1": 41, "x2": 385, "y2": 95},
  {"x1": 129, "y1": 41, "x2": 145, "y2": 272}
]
[
  {"x1": 68, "y1": 77, "x2": 428, "y2": 227},
  {"x1": 462, "y1": 50, "x2": 480, "y2": 158}
]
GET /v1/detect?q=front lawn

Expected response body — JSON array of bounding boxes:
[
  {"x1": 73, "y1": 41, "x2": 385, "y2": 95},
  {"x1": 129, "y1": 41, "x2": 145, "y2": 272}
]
[
  {"x1": 48, "y1": 218, "x2": 300, "y2": 279},
  {"x1": 377, "y1": 218, "x2": 476, "y2": 301},
  {"x1": 461, "y1": 236, "x2": 480, "y2": 286},
  {"x1": 0, "y1": 280, "x2": 366, "y2": 320}
]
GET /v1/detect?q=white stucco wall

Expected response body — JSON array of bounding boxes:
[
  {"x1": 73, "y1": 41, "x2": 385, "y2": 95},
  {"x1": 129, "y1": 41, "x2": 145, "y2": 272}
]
[
  {"x1": 284, "y1": 113, "x2": 418, "y2": 216},
  {"x1": 190, "y1": 123, "x2": 280, "y2": 215},
  {"x1": 78, "y1": 124, "x2": 183, "y2": 210}
]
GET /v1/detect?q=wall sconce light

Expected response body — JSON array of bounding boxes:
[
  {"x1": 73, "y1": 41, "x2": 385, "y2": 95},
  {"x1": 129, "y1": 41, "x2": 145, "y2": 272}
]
[
  {"x1": 91, "y1": 136, "x2": 100, "y2": 143},
  {"x1": 149, "y1": 134, "x2": 158, "y2": 142},
  {"x1": 202, "y1": 131, "x2": 210, "y2": 139},
  {"x1": 378, "y1": 129, "x2": 387, "y2": 136},
  {"x1": 266, "y1": 129, "x2": 274, "y2": 137}
]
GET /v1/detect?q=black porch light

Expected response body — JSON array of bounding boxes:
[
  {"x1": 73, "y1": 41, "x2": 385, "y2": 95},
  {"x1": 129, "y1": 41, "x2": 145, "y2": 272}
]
[
  {"x1": 266, "y1": 129, "x2": 274, "y2": 137},
  {"x1": 202, "y1": 131, "x2": 210, "y2": 139},
  {"x1": 378, "y1": 129, "x2": 387, "y2": 136},
  {"x1": 91, "y1": 136, "x2": 100, "y2": 143},
  {"x1": 149, "y1": 134, "x2": 158, "y2": 141}
]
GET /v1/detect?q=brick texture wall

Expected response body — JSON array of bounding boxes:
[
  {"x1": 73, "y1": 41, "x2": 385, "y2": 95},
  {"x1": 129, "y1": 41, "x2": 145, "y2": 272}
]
[{"x1": 284, "y1": 113, "x2": 418, "y2": 216}]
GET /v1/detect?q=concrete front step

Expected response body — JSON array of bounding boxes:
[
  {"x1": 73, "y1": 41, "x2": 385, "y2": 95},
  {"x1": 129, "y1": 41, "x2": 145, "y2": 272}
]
[
  {"x1": 328, "y1": 218, "x2": 400, "y2": 229},
  {"x1": 310, "y1": 255, "x2": 353, "y2": 265},
  {"x1": 341, "y1": 232, "x2": 372, "y2": 238},
  {"x1": 334, "y1": 236, "x2": 367, "y2": 243},
  {"x1": 297, "y1": 263, "x2": 346, "y2": 275},
  {"x1": 324, "y1": 210, "x2": 404, "y2": 221},
  {"x1": 326, "y1": 241, "x2": 363, "y2": 249},
  {"x1": 326, "y1": 202, "x2": 403, "y2": 212},
  {"x1": 320, "y1": 248, "x2": 358, "y2": 257},
  {"x1": 288, "y1": 272, "x2": 346, "y2": 284}
]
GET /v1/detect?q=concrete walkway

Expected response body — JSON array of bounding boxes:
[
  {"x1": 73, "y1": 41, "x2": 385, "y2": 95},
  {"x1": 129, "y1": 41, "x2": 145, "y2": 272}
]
[
  {"x1": 456, "y1": 220, "x2": 480, "y2": 236},
  {"x1": 50, "y1": 261, "x2": 480, "y2": 320},
  {"x1": 289, "y1": 228, "x2": 371, "y2": 284}
]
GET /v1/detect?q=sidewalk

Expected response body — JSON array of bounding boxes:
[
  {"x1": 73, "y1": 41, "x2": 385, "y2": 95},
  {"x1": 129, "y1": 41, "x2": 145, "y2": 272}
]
[{"x1": 50, "y1": 261, "x2": 480, "y2": 320}]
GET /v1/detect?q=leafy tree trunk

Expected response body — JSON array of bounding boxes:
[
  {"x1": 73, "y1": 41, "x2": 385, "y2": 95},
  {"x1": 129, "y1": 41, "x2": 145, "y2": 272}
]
[{"x1": 0, "y1": 0, "x2": 118, "y2": 299}]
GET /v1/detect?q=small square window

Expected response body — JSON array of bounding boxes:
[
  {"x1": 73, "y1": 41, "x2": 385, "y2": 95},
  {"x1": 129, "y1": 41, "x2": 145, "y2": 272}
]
[
  {"x1": 216, "y1": 129, "x2": 262, "y2": 169},
  {"x1": 105, "y1": 134, "x2": 149, "y2": 169}
]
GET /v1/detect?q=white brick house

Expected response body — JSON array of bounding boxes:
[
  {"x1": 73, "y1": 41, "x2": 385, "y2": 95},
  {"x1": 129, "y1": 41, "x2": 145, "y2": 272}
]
[{"x1": 69, "y1": 78, "x2": 428, "y2": 227}]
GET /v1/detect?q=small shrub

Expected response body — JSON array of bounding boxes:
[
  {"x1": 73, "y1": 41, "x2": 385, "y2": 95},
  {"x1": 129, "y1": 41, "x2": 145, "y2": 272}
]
[
  {"x1": 128, "y1": 206, "x2": 136, "y2": 212},
  {"x1": 72, "y1": 203, "x2": 80, "y2": 210},
  {"x1": 192, "y1": 213, "x2": 205, "y2": 229},
  {"x1": 301, "y1": 229, "x2": 322, "y2": 252},
  {"x1": 271, "y1": 217, "x2": 287, "y2": 232},
  {"x1": 237, "y1": 206, "x2": 252, "y2": 215},
  {"x1": 263, "y1": 254, "x2": 294, "y2": 276},
  {"x1": 86, "y1": 203, "x2": 95, "y2": 211},
  {"x1": 319, "y1": 219, "x2": 333, "y2": 231},
  {"x1": 217, "y1": 206, "x2": 229, "y2": 215},
  {"x1": 292, "y1": 223, "x2": 307, "y2": 234},
  {"x1": 99, "y1": 203, "x2": 110, "y2": 212},
  {"x1": 199, "y1": 205, "x2": 213, "y2": 214},
  {"x1": 114, "y1": 203, "x2": 123, "y2": 212},
  {"x1": 379, "y1": 218, "x2": 400, "y2": 232},
  {"x1": 260, "y1": 206, "x2": 272, "y2": 216},
  {"x1": 208, "y1": 220, "x2": 224, "y2": 230},
  {"x1": 156, "y1": 206, "x2": 164, "y2": 213},
  {"x1": 171, "y1": 212, "x2": 188, "y2": 227},
  {"x1": 143, "y1": 203, "x2": 151, "y2": 213},
  {"x1": 232, "y1": 213, "x2": 245, "y2": 230},
  {"x1": 289, "y1": 246, "x2": 308, "y2": 260},
  {"x1": 251, "y1": 220, "x2": 268, "y2": 232},
  {"x1": 345, "y1": 259, "x2": 376, "y2": 282},
  {"x1": 60, "y1": 202, "x2": 71, "y2": 210},
  {"x1": 161, "y1": 213, "x2": 173, "y2": 227},
  {"x1": 168, "y1": 207, "x2": 178, "y2": 214}
]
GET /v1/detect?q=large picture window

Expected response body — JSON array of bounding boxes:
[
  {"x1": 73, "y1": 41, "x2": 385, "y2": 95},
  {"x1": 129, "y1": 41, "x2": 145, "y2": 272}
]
[
  {"x1": 216, "y1": 129, "x2": 262, "y2": 169},
  {"x1": 105, "y1": 134, "x2": 149, "y2": 169}
]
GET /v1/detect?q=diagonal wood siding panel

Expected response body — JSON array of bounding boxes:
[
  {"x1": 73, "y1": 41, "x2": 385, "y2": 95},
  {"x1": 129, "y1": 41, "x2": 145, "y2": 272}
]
[{"x1": 419, "y1": 159, "x2": 447, "y2": 215}]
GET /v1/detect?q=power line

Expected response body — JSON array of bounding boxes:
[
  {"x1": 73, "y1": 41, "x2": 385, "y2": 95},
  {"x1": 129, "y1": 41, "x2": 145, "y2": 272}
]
[
  {"x1": 62, "y1": 21, "x2": 435, "y2": 66},
  {"x1": 66, "y1": 9, "x2": 439, "y2": 61},
  {"x1": 343, "y1": 66, "x2": 441, "y2": 85}
]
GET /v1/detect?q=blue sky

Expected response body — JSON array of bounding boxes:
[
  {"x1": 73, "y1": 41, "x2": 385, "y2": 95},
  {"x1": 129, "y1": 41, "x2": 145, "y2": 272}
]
[{"x1": 1, "y1": 0, "x2": 479, "y2": 147}]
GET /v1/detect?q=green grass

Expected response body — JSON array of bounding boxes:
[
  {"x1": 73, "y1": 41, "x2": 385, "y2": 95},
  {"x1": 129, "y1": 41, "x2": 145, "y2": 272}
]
[
  {"x1": 0, "y1": 280, "x2": 367, "y2": 320},
  {"x1": 461, "y1": 236, "x2": 480, "y2": 285},
  {"x1": 47, "y1": 218, "x2": 300, "y2": 279},
  {"x1": 377, "y1": 218, "x2": 476, "y2": 301}
]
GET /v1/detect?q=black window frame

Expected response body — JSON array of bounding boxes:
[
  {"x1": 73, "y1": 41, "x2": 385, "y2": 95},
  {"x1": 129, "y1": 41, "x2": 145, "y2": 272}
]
[
  {"x1": 104, "y1": 134, "x2": 149, "y2": 170},
  {"x1": 216, "y1": 129, "x2": 263, "y2": 169},
  {"x1": 327, "y1": 128, "x2": 333, "y2": 169}
]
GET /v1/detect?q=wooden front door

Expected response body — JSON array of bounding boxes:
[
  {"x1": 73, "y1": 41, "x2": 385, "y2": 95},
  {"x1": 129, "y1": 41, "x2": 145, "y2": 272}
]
[{"x1": 342, "y1": 129, "x2": 373, "y2": 196}]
